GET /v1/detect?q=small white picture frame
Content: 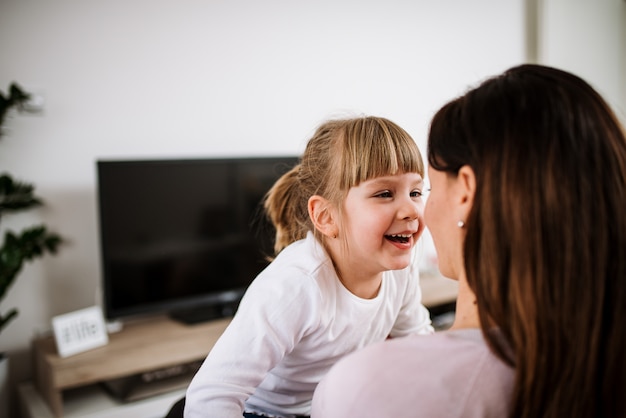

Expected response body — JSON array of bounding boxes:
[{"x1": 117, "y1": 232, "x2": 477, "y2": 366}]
[{"x1": 52, "y1": 306, "x2": 109, "y2": 358}]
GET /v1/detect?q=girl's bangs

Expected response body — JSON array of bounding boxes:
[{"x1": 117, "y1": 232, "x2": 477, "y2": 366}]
[{"x1": 340, "y1": 129, "x2": 423, "y2": 190}]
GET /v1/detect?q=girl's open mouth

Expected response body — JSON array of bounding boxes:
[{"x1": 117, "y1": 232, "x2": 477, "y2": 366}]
[{"x1": 385, "y1": 234, "x2": 411, "y2": 244}]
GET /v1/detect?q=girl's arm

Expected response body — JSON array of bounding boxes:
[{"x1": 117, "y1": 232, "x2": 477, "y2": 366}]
[{"x1": 184, "y1": 273, "x2": 319, "y2": 417}]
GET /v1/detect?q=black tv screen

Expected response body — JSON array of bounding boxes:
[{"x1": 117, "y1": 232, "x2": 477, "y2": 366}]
[{"x1": 96, "y1": 156, "x2": 299, "y2": 323}]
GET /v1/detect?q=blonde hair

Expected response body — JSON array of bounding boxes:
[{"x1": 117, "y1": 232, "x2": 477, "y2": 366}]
[{"x1": 264, "y1": 116, "x2": 423, "y2": 255}]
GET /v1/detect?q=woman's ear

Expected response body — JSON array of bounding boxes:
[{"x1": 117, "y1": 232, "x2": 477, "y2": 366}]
[
  {"x1": 457, "y1": 165, "x2": 476, "y2": 219},
  {"x1": 308, "y1": 195, "x2": 338, "y2": 239}
]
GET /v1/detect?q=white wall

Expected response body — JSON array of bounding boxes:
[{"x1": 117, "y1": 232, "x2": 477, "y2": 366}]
[
  {"x1": 0, "y1": 0, "x2": 623, "y2": 403},
  {"x1": 540, "y1": 0, "x2": 626, "y2": 118}
]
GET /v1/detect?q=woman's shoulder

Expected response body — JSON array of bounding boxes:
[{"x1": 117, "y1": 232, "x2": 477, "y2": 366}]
[
  {"x1": 326, "y1": 328, "x2": 495, "y2": 371},
  {"x1": 312, "y1": 329, "x2": 514, "y2": 417}
]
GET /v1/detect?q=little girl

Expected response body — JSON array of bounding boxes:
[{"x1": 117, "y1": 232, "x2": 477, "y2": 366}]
[{"x1": 184, "y1": 116, "x2": 434, "y2": 418}]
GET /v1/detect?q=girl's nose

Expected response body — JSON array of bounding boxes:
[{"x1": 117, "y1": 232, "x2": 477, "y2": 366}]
[{"x1": 399, "y1": 199, "x2": 421, "y2": 221}]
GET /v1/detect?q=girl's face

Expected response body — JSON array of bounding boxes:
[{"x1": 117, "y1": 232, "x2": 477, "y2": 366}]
[{"x1": 338, "y1": 171, "x2": 425, "y2": 280}]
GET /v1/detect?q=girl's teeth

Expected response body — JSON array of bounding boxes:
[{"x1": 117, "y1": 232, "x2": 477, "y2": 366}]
[{"x1": 386, "y1": 234, "x2": 411, "y2": 243}]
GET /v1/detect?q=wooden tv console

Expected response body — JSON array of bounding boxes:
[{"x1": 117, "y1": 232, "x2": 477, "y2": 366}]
[{"x1": 32, "y1": 316, "x2": 231, "y2": 417}]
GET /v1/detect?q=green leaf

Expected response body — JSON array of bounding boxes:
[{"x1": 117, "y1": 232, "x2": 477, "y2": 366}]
[
  {"x1": 0, "y1": 308, "x2": 18, "y2": 335},
  {"x1": 0, "y1": 173, "x2": 42, "y2": 214},
  {"x1": 0, "y1": 82, "x2": 31, "y2": 133},
  {"x1": 0, "y1": 226, "x2": 63, "y2": 303}
]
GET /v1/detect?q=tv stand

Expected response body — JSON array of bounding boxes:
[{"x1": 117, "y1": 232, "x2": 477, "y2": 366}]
[
  {"x1": 31, "y1": 315, "x2": 231, "y2": 417},
  {"x1": 170, "y1": 301, "x2": 239, "y2": 325}
]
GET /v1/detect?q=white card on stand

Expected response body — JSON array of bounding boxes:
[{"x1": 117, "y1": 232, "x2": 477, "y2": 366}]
[{"x1": 52, "y1": 306, "x2": 109, "y2": 357}]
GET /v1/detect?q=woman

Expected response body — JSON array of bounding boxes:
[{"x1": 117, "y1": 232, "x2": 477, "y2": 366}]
[{"x1": 311, "y1": 64, "x2": 626, "y2": 418}]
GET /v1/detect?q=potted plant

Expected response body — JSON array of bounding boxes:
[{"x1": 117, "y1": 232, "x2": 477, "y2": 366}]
[{"x1": 0, "y1": 82, "x2": 63, "y2": 416}]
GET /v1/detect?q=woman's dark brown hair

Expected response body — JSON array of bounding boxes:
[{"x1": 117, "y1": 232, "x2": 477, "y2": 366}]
[{"x1": 428, "y1": 64, "x2": 626, "y2": 418}]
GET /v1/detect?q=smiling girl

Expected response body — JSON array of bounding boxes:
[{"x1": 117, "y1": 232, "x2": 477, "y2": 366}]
[{"x1": 184, "y1": 116, "x2": 434, "y2": 418}]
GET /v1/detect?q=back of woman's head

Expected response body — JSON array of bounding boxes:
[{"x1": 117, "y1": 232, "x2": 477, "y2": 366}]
[
  {"x1": 265, "y1": 116, "x2": 423, "y2": 254},
  {"x1": 428, "y1": 64, "x2": 626, "y2": 418}
]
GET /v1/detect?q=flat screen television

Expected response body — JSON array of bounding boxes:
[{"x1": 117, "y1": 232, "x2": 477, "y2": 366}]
[{"x1": 96, "y1": 156, "x2": 299, "y2": 324}]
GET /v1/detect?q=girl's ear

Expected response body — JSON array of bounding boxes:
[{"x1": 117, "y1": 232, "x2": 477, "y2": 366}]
[
  {"x1": 457, "y1": 165, "x2": 476, "y2": 220},
  {"x1": 308, "y1": 195, "x2": 338, "y2": 239}
]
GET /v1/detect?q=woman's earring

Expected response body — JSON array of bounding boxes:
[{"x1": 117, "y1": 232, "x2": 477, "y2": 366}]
[{"x1": 457, "y1": 220, "x2": 465, "y2": 228}]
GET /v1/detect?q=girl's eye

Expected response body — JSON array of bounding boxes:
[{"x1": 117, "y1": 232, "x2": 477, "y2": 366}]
[
  {"x1": 375, "y1": 191, "x2": 393, "y2": 198},
  {"x1": 415, "y1": 187, "x2": 431, "y2": 197}
]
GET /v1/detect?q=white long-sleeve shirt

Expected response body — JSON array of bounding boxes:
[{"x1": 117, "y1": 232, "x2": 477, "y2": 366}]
[{"x1": 184, "y1": 232, "x2": 433, "y2": 418}]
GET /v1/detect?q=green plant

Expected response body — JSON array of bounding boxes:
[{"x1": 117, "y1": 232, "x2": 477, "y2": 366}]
[{"x1": 0, "y1": 82, "x2": 63, "y2": 335}]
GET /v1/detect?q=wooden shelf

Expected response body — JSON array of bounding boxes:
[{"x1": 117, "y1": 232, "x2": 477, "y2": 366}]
[{"x1": 32, "y1": 316, "x2": 231, "y2": 417}]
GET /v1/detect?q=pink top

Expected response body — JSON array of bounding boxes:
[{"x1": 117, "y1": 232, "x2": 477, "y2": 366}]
[{"x1": 312, "y1": 328, "x2": 515, "y2": 418}]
